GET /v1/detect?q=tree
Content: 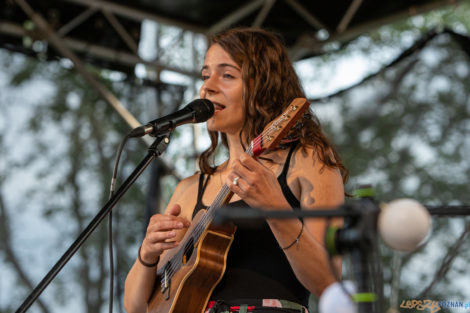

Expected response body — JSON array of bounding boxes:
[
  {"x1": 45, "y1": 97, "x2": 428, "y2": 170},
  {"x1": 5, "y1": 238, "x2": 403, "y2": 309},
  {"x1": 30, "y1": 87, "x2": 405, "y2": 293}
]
[
  {"x1": 0, "y1": 51, "x2": 168, "y2": 312},
  {"x1": 1, "y1": 3, "x2": 469, "y2": 312},
  {"x1": 305, "y1": 7, "x2": 470, "y2": 311}
]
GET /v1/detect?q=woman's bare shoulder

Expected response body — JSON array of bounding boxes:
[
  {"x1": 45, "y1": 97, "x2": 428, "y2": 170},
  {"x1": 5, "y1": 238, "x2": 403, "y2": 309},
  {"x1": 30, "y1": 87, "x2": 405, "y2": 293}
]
[
  {"x1": 165, "y1": 172, "x2": 201, "y2": 217},
  {"x1": 289, "y1": 144, "x2": 318, "y2": 170},
  {"x1": 175, "y1": 172, "x2": 200, "y2": 193},
  {"x1": 291, "y1": 144, "x2": 336, "y2": 171}
]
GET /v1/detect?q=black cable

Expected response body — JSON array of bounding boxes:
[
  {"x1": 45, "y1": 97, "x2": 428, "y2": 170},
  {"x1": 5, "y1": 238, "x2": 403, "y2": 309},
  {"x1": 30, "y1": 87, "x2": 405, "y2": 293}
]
[
  {"x1": 108, "y1": 134, "x2": 131, "y2": 313},
  {"x1": 108, "y1": 209, "x2": 114, "y2": 313}
]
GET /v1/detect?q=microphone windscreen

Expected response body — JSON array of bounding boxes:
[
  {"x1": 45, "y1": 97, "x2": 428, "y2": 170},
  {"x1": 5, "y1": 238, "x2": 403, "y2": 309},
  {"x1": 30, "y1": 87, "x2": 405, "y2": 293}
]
[
  {"x1": 378, "y1": 198, "x2": 431, "y2": 252},
  {"x1": 319, "y1": 281, "x2": 357, "y2": 313},
  {"x1": 188, "y1": 99, "x2": 214, "y2": 122}
]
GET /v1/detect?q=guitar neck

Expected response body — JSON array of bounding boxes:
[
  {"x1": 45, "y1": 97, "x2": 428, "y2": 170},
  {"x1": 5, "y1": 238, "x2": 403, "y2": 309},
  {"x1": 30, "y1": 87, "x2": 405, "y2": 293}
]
[
  {"x1": 194, "y1": 143, "x2": 254, "y2": 237},
  {"x1": 157, "y1": 144, "x2": 254, "y2": 278},
  {"x1": 157, "y1": 98, "x2": 309, "y2": 279}
]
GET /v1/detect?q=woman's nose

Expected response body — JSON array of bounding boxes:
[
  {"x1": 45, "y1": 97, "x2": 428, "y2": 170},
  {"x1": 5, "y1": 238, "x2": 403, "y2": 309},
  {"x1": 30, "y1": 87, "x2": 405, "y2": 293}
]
[{"x1": 201, "y1": 75, "x2": 218, "y2": 95}]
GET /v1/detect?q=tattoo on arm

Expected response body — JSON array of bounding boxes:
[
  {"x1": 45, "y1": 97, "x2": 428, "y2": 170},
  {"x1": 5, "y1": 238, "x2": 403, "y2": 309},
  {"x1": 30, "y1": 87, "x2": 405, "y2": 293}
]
[{"x1": 298, "y1": 176, "x2": 315, "y2": 206}]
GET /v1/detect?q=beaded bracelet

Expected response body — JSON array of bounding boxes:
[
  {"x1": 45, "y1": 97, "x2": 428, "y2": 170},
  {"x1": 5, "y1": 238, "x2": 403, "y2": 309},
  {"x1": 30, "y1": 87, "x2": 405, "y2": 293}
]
[
  {"x1": 138, "y1": 245, "x2": 159, "y2": 267},
  {"x1": 281, "y1": 222, "x2": 304, "y2": 250}
]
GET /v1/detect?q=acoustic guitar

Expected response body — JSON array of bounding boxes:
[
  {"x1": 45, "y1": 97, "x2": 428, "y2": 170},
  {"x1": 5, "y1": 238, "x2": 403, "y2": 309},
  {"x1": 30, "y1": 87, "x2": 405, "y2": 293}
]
[{"x1": 147, "y1": 97, "x2": 310, "y2": 313}]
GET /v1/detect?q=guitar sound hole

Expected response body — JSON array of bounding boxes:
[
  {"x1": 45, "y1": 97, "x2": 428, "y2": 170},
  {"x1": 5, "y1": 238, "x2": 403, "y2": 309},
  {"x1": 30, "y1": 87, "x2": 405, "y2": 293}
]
[{"x1": 182, "y1": 238, "x2": 194, "y2": 265}]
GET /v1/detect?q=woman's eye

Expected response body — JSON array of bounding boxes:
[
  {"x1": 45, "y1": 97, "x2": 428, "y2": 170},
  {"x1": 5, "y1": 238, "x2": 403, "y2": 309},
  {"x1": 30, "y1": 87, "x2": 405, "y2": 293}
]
[
  {"x1": 223, "y1": 73, "x2": 234, "y2": 79},
  {"x1": 201, "y1": 75, "x2": 209, "y2": 80}
]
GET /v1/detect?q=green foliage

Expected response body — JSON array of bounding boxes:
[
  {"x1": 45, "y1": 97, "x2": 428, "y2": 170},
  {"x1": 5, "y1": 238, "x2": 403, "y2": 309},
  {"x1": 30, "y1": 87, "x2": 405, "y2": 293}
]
[
  {"x1": 313, "y1": 12, "x2": 470, "y2": 311},
  {"x1": 1, "y1": 3, "x2": 469, "y2": 313},
  {"x1": 8, "y1": 59, "x2": 41, "y2": 86},
  {"x1": 0, "y1": 52, "x2": 163, "y2": 312}
]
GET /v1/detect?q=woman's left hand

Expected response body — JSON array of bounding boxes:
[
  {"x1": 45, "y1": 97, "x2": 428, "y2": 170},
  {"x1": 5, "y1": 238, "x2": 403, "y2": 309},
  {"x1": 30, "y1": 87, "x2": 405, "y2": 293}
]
[{"x1": 227, "y1": 153, "x2": 291, "y2": 210}]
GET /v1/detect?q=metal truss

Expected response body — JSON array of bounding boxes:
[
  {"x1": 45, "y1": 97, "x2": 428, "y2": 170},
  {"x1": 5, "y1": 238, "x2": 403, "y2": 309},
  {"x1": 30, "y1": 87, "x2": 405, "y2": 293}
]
[
  {"x1": 2, "y1": 0, "x2": 464, "y2": 80},
  {"x1": 0, "y1": 0, "x2": 465, "y2": 180}
]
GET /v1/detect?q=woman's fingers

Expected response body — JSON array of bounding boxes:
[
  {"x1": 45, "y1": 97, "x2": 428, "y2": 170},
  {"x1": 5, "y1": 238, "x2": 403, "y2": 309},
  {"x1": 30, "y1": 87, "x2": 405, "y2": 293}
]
[
  {"x1": 226, "y1": 153, "x2": 287, "y2": 209},
  {"x1": 165, "y1": 204, "x2": 191, "y2": 227},
  {"x1": 140, "y1": 207, "x2": 191, "y2": 260},
  {"x1": 166, "y1": 203, "x2": 182, "y2": 216},
  {"x1": 148, "y1": 213, "x2": 190, "y2": 231},
  {"x1": 147, "y1": 219, "x2": 184, "y2": 233},
  {"x1": 146, "y1": 229, "x2": 177, "y2": 244}
]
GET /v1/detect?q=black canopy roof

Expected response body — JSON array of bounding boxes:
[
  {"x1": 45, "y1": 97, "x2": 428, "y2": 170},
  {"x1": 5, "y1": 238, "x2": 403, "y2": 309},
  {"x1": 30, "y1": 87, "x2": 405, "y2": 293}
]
[{"x1": 0, "y1": 0, "x2": 462, "y2": 77}]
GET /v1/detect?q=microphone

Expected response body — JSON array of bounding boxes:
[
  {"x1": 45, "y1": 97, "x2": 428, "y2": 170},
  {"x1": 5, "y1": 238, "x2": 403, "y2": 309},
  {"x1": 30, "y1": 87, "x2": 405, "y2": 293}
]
[
  {"x1": 378, "y1": 198, "x2": 431, "y2": 252},
  {"x1": 323, "y1": 198, "x2": 431, "y2": 313},
  {"x1": 324, "y1": 196, "x2": 380, "y2": 313},
  {"x1": 326, "y1": 198, "x2": 431, "y2": 255},
  {"x1": 129, "y1": 99, "x2": 214, "y2": 137},
  {"x1": 319, "y1": 281, "x2": 357, "y2": 313},
  {"x1": 325, "y1": 197, "x2": 379, "y2": 256}
]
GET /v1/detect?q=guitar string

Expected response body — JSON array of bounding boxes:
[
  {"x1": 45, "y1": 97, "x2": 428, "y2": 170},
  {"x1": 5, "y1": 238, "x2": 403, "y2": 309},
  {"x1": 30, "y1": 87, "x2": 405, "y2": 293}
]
[
  {"x1": 158, "y1": 108, "x2": 298, "y2": 281},
  {"x1": 160, "y1": 112, "x2": 291, "y2": 280},
  {"x1": 159, "y1": 111, "x2": 294, "y2": 280},
  {"x1": 158, "y1": 146, "x2": 253, "y2": 279}
]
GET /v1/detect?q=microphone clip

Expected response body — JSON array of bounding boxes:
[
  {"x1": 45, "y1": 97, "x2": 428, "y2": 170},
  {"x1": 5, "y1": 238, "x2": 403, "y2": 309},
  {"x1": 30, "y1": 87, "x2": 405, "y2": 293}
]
[
  {"x1": 327, "y1": 196, "x2": 381, "y2": 256},
  {"x1": 147, "y1": 132, "x2": 172, "y2": 157}
]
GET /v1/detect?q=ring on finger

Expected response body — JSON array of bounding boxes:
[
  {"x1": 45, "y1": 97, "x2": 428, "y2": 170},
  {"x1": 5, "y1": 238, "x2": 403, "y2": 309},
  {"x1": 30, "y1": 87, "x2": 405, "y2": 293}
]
[{"x1": 233, "y1": 176, "x2": 240, "y2": 186}]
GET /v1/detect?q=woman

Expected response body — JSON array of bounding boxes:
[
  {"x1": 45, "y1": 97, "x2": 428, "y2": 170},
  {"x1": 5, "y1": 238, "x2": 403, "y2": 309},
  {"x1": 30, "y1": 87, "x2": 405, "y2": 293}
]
[{"x1": 124, "y1": 28, "x2": 347, "y2": 313}]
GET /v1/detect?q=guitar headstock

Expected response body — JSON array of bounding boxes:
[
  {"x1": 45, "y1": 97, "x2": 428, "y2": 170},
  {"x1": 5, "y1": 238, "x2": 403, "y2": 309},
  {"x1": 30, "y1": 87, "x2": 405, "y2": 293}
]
[{"x1": 251, "y1": 98, "x2": 310, "y2": 156}]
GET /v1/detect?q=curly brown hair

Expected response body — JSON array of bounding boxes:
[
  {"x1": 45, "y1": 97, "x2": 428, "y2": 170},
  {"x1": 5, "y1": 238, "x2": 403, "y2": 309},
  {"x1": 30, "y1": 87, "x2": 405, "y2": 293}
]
[{"x1": 198, "y1": 27, "x2": 348, "y2": 183}]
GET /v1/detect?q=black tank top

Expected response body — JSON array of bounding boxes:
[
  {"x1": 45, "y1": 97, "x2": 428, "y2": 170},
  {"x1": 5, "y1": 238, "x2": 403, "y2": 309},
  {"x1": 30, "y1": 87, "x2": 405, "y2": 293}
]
[{"x1": 192, "y1": 143, "x2": 309, "y2": 305}]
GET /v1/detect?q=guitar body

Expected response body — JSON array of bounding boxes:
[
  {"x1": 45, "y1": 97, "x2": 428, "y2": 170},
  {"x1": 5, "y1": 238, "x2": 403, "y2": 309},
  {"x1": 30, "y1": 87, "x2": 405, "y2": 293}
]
[{"x1": 148, "y1": 210, "x2": 236, "y2": 313}]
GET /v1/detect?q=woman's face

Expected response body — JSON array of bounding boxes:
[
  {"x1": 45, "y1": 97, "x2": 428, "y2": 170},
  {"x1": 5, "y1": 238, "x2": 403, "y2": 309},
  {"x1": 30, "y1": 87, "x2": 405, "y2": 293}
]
[{"x1": 200, "y1": 44, "x2": 245, "y2": 135}]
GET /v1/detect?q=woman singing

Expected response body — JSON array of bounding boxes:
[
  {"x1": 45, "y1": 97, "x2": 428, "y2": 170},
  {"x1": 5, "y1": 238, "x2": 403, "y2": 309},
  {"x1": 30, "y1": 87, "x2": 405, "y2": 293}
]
[{"x1": 124, "y1": 27, "x2": 347, "y2": 313}]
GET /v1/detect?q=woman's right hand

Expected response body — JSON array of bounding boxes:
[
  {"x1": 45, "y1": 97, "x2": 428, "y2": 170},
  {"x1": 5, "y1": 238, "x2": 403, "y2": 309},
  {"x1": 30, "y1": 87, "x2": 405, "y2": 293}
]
[{"x1": 139, "y1": 204, "x2": 191, "y2": 265}]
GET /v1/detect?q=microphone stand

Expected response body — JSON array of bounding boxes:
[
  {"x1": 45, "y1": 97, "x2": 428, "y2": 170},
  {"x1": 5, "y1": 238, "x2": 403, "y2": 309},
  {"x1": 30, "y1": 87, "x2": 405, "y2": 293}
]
[
  {"x1": 336, "y1": 198, "x2": 381, "y2": 313},
  {"x1": 15, "y1": 133, "x2": 172, "y2": 313},
  {"x1": 215, "y1": 201, "x2": 470, "y2": 313},
  {"x1": 215, "y1": 198, "x2": 381, "y2": 313}
]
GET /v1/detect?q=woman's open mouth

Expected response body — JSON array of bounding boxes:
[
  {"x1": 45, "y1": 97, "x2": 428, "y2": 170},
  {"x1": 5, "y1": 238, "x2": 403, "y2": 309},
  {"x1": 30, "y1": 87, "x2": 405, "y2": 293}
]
[{"x1": 214, "y1": 102, "x2": 226, "y2": 112}]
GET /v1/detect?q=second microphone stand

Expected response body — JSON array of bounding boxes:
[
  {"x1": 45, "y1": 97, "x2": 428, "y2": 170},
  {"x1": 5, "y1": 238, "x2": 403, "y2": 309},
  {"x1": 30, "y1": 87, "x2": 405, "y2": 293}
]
[{"x1": 215, "y1": 195, "x2": 382, "y2": 313}]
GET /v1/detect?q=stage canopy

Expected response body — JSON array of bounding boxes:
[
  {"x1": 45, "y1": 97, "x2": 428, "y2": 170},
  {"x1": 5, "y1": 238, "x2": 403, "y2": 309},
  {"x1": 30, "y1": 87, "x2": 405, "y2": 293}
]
[{"x1": 0, "y1": 0, "x2": 463, "y2": 78}]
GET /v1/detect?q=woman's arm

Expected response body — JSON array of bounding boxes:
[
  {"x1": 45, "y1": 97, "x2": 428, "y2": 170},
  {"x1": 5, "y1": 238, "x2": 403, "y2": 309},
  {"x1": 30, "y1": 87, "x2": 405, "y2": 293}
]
[
  {"x1": 269, "y1": 148, "x2": 344, "y2": 296},
  {"x1": 227, "y1": 147, "x2": 344, "y2": 296},
  {"x1": 123, "y1": 176, "x2": 196, "y2": 313}
]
